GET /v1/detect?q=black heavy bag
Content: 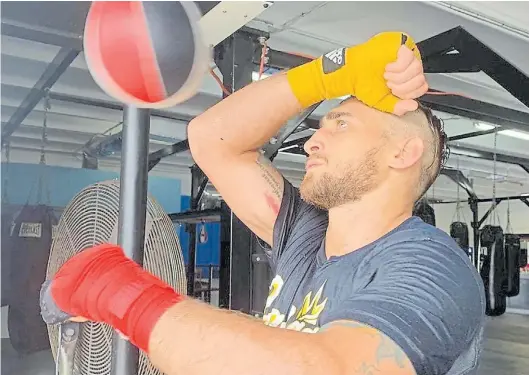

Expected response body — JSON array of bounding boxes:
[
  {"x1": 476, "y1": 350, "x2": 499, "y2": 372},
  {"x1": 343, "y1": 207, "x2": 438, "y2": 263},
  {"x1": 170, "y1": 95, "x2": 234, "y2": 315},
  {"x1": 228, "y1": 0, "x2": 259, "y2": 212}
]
[
  {"x1": 413, "y1": 201, "x2": 436, "y2": 226},
  {"x1": 450, "y1": 221, "x2": 469, "y2": 250},
  {"x1": 479, "y1": 225, "x2": 506, "y2": 317},
  {"x1": 7, "y1": 204, "x2": 57, "y2": 355},
  {"x1": 504, "y1": 234, "x2": 521, "y2": 297},
  {"x1": 1, "y1": 209, "x2": 16, "y2": 307}
]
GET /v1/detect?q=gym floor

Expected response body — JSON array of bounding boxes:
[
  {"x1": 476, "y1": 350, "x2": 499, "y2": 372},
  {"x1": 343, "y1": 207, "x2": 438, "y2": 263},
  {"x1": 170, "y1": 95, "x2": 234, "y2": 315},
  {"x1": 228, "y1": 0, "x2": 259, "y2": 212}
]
[{"x1": 2, "y1": 313, "x2": 528, "y2": 375}]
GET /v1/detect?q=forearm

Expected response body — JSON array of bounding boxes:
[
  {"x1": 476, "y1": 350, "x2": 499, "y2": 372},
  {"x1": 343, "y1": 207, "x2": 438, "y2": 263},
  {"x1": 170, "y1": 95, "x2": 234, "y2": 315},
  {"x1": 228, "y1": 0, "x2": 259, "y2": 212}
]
[
  {"x1": 187, "y1": 73, "x2": 303, "y2": 156},
  {"x1": 147, "y1": 299, "x2": 340, "y2": 375}
]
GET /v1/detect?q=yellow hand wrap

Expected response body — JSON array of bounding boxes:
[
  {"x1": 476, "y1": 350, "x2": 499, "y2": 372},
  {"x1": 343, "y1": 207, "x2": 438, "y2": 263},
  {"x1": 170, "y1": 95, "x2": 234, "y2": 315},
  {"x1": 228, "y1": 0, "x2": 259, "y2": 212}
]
[{"x1": 286, "y1": 32, "x2": 422, "y2": 113}]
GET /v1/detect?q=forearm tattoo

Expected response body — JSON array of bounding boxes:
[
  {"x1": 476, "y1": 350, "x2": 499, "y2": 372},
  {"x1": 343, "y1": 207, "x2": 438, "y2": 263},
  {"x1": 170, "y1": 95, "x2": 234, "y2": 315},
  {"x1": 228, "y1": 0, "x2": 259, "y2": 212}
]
[{"x1": 321, "y1": 321, "x2": 413, "y2": 375}]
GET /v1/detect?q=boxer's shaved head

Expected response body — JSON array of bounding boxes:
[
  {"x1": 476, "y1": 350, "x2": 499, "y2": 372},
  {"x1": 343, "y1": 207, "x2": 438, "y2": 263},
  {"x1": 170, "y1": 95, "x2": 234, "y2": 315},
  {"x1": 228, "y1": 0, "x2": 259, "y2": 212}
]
[
  {"x1": 300, "y1": 98, "x2": 448, "y2": 209},
  {"x1": 383, "y1": 103, "x2": 448, "y2": 199}
]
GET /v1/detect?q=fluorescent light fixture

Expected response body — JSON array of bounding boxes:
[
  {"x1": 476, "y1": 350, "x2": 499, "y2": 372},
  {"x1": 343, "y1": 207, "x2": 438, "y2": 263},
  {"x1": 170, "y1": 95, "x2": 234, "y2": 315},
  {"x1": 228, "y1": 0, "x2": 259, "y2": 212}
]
[
  {"x1": 475, "y1": 122, "x2": 529, "y2": 140},
  {"x1": 475, "y1": 122, "x2": 495, "y2": 130},
  {"x1": 521, "y1": 193, "x2": 529, "y2": 197},
  {"x1": 500, "y1": 129, "x2": 529, "y2": 141}
]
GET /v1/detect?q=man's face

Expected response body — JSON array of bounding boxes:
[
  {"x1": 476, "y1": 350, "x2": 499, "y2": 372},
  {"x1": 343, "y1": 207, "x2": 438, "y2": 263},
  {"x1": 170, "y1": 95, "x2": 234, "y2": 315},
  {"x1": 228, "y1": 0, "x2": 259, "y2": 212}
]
[{"x1": 299, "y1": 99, "x2": 390, "y2": 209}]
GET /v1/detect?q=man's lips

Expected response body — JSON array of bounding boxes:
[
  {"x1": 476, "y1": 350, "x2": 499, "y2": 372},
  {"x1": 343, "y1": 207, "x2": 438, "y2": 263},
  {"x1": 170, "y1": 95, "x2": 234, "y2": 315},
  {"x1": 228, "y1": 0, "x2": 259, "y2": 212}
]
[{"x1": 306, "y1": 159, "x2": 325, "y2": 170}]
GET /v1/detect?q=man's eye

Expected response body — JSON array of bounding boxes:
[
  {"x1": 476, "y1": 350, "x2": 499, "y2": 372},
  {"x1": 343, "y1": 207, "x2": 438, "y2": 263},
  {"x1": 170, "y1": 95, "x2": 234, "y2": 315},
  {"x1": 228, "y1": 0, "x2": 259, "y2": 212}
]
[{"x1": 337, "y1": 120, "x2": 347, "y2": 129}]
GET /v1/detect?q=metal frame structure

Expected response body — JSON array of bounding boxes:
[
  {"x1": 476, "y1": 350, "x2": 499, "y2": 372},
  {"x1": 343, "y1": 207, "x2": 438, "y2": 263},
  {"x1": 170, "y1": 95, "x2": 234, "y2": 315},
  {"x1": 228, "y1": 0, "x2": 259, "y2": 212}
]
[{"x1": 435, "y1": 194, "x2": 529, "y2": 267}]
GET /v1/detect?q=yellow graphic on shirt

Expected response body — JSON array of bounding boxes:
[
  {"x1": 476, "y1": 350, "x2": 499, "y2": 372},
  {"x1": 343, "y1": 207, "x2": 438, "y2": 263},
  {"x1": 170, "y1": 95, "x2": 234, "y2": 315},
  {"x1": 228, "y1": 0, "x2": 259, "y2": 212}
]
[{"x1": 262, "y1": 275, "x2": 328, "y2": 333}]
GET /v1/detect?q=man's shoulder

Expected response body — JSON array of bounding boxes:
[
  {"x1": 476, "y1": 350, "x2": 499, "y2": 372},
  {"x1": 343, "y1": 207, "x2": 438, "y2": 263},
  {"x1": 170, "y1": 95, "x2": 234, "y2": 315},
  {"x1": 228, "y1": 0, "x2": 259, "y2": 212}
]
[
  {"x1": 379, "y1": 217, "x2": 466, "y2": 254},
  {"x1": 372, "y1": 217, "x2": 483, "y2": 289}
]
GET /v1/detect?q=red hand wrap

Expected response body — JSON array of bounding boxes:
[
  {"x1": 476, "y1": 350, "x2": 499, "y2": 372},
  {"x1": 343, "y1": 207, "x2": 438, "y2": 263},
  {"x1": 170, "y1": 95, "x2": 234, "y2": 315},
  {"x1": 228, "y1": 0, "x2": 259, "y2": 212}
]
[{"x1": 51, "y1": 244, "x2": 183, "y2": 352}]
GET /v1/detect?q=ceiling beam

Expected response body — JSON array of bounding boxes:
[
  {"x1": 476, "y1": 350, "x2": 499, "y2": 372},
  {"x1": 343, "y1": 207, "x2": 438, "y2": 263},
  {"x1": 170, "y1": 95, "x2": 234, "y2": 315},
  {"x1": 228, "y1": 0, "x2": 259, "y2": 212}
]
[
  {"x1": 418, "y1": 26, "x2": 529, "y2": 108},
  {"x1": 439, "y1": 168, "x2": 477, "y2": 199},
  {"x1": 419, "y1": 89, "x2": 529, "y2": 133},
  {"x1": 449, "y1": 145, "x2": 529, "y2": 172},
  {"x1": 1, "y1": 48, "x2": 79, "y2": 144},
  {"x1": 48, "y1": 92, "x2": 194, "y2": 123}
]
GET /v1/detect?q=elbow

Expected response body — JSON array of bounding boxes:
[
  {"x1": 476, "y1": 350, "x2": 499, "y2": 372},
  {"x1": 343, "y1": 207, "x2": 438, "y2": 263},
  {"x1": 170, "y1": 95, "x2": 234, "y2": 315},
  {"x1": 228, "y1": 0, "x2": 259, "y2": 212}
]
[{"x1": 187, "y1": 119, "x2": 209, "y2": 163}]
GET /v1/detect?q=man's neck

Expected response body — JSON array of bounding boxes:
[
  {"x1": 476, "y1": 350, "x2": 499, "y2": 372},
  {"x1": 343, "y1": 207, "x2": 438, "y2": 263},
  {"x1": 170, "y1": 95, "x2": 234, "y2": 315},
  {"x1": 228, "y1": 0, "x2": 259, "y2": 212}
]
[{"x1": 325, "y1": 189, "x2": 412, "y2": 259}]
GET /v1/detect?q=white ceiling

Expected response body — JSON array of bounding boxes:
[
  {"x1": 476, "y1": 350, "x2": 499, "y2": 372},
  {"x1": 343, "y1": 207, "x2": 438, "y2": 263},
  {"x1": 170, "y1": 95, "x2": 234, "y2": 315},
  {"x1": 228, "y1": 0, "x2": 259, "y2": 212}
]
[{"x1": 1, "y1": 1, "x2": 529, "y2": 201}]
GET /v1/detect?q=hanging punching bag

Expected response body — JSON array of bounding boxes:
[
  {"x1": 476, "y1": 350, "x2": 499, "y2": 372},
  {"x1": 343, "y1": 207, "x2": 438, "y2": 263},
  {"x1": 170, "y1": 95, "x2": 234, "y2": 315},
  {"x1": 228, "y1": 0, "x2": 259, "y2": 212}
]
[
  {"x1": 504, "y1": 234, "x2": 521, "y2": 297},
  {"x1": 7, "y1": 204, "x2": 57, "y2": 354},
  {"x1": 450, "y1": 221, "x2": 469, "y2": 250},
  {"x1": 413, "y1": 200, "x2": 436, "y2": 226},
  {"x1": 84, "y1": 1, "x2": 209, "y2": 108},
  {"x1": 1, "y1": 208, "x2": 16, "y2": 307},
  {"x1": 479, "y1": 225, "x2": 507, "y2": 317}
]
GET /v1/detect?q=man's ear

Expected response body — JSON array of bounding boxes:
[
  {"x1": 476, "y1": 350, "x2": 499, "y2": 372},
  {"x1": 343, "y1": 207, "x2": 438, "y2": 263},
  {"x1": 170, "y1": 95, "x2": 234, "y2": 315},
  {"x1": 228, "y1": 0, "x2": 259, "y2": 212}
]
[{"x1": 388, "y1": 137, "x2": 424, "y2": 170}]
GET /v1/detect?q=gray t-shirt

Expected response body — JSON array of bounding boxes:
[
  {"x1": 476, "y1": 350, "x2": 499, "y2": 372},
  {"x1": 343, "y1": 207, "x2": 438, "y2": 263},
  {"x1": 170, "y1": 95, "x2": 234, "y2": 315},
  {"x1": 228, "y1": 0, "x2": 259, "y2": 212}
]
[{"x1": 262, "y1": 179, "x2": 486, "y2": 375}]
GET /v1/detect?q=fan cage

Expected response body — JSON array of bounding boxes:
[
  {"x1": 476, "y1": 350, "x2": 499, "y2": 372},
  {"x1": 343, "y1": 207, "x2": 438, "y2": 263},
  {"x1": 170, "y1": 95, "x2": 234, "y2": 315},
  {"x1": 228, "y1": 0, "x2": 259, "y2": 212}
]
[{"x1": 46, "y1": 180, "x2": 186, "y2": 375}]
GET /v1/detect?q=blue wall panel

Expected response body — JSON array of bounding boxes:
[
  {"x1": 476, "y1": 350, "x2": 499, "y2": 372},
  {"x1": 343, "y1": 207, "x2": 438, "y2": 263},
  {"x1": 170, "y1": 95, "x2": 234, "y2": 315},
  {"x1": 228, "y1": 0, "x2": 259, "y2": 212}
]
[
  {"x1": 177, "y1": 196, "x2": 220, "y2": 272},
  {"x1": 1, "y1": 163, "x2": 222, "y2": 270},
  {"x1": 1, "y1": 163, "x2": 181, "y2": 212}
]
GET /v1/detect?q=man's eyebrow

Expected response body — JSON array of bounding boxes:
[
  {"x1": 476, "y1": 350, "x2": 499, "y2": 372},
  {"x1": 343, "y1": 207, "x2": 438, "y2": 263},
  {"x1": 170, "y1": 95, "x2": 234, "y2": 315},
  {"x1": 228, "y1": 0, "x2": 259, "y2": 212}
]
[
  {"x1": 319, "y1": 111, "x2": 354, "y2": 128},
  {"x1": 325, "y1": 111, "x2": 353, "y2": 120}
]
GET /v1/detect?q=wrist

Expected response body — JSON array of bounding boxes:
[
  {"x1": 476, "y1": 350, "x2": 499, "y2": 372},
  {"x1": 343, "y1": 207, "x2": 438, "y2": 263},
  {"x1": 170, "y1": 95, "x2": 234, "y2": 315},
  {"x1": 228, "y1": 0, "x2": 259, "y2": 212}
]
[
  {"x1": 105, "y1": 268, "x2": 184, "y2": 352},
  {"x1": 286, "y1": 59, "x2": 326, "y2": 108}
]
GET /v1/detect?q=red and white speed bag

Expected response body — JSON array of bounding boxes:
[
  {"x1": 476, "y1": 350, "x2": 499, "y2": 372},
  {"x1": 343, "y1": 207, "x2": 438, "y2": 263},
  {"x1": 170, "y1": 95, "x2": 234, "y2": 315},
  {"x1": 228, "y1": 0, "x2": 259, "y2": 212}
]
[{"x1": 84, "y1": 1, "x2": 210, "y2": 108}]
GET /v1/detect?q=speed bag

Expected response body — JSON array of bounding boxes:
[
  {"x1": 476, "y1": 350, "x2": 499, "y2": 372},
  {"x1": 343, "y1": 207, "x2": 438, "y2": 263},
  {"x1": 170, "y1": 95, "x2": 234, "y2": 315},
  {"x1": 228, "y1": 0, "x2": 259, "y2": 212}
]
[
  {"x1": 413, "y1": 201, "x2": 436, "y2": 226},
  {"x1": 504, "y1": 234, "x2": 521, "y2": 297},
  {"x1": 450, "y1": 221, "x2": 469, "y2": 250},
  {"x1": 83, "y1": 1, "x2": 209, "y2": 108},
  {"x1": 7, "y1": 204, "x2": 57, "y2": 355},
  {"x1": 479, "y1": 225, "x2": 506, "y2": 317}
]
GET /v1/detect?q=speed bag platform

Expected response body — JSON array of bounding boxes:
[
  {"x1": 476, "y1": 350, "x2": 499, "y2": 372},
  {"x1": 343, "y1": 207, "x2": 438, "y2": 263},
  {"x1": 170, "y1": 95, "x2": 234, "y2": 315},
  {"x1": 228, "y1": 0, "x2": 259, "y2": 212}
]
[
  {"x1": 7, "y1": 204, "x2": 57, "y2": 354},
  {"x1": 479, "y1": 225, "x2": 506, "y2": 317},
  {"x1": 504, "y1": 234, "x2": 521, "y2": 298}
]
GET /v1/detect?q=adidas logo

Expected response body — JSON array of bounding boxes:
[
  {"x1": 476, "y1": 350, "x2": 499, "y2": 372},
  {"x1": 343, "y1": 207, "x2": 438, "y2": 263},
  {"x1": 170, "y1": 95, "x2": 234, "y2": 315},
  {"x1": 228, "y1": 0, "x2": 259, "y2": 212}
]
[{"x1": 325, "y1": 49, "x2": 344, "y2": 65}]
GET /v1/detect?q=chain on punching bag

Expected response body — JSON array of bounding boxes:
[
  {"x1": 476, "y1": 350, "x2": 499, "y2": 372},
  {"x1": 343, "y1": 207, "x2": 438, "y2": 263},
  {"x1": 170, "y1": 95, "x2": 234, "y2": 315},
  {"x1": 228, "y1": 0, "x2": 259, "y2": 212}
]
[
  {"x1": 479, "y1": 131, "x2": 507, "y2": 316},
  {"x1": 7, "y1": 93, "x2": 58, "y2": 354}
]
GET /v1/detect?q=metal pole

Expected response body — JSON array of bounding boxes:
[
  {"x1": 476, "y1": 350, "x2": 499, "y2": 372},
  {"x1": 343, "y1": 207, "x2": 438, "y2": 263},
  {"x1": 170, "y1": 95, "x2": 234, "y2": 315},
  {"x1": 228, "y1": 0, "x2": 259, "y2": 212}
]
[
  {"x1": 186, "y1": 223, "x2": 197, "y2": 296},
  {"x1": 469, "y1": 198, "x2": 480, "y2": 269},
  {"x1": 111, "y1": 106, "x2": 151, "y2": 375}
]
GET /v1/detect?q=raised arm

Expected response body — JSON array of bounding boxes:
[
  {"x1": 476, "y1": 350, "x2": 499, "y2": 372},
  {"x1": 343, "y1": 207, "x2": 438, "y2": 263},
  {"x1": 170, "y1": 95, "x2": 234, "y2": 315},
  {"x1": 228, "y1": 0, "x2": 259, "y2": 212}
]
[
  {"x1": 187, "y1": 73, "x2": 302, "y2": 245},
  {"x1": 188, "y1": 33, "x2": 425, "y2": 246}
]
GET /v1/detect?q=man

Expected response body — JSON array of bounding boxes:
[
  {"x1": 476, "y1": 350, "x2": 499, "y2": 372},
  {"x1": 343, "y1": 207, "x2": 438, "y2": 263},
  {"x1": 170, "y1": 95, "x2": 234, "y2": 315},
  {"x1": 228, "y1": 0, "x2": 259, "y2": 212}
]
[{"x1": 41, "y1": 32, "x2": 485, "y2": 375}]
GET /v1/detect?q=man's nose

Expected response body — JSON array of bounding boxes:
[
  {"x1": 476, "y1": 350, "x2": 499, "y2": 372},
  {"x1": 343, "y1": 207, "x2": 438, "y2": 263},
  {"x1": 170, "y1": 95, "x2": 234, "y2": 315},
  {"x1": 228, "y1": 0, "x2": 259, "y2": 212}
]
[{"x1": 303, "y1": 130, "x2": 325, "y2": 155}]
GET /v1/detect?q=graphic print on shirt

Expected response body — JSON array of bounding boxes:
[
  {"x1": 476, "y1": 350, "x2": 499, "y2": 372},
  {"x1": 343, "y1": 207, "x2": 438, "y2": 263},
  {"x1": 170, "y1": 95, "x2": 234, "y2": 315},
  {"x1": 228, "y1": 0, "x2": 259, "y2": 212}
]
[{"x1": 262, "y1": 275, "x2": 328, "y2": 333}]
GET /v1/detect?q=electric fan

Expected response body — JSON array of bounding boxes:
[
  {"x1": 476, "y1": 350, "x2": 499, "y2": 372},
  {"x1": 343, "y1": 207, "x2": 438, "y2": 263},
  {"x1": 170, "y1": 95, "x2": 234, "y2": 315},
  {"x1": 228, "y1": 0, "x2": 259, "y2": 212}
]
[{"x1": 45, "y1": 180, "x2": 186, "y2": 375}]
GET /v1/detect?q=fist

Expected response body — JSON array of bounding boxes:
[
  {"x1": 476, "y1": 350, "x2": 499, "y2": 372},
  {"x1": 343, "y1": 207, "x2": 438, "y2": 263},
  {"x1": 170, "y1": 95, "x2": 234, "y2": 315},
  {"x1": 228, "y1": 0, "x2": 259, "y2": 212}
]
[
  {"x1": 351, "y1": 32, "x2": 428, "y2": 115},
  {"x1": 384, "y1": 43, "x2": 429, "y2": 115}
]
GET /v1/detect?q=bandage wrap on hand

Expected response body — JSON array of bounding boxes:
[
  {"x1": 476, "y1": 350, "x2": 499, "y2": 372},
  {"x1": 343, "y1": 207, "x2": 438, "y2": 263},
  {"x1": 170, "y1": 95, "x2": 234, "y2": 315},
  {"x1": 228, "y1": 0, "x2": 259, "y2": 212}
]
[
  {"x1": 286, "y1": 32, "x2": 422, "y2": 113},
  {"x1": 47, "y1": 244, "x2": 183, "y2": 353}
]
